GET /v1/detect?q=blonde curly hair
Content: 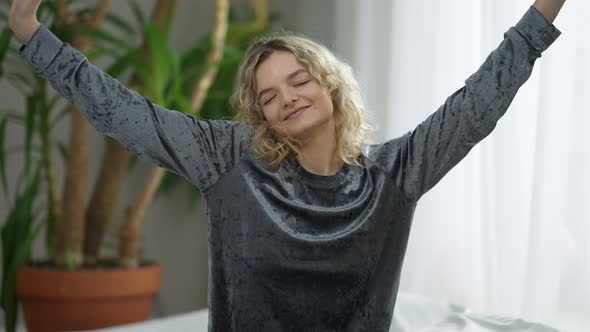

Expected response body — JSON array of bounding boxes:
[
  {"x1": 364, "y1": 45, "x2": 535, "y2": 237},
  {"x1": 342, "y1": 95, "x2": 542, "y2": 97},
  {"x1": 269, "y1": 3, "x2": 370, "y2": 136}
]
[{"x1": 231, "y1": 31, "x2": 375, "y2": 172}]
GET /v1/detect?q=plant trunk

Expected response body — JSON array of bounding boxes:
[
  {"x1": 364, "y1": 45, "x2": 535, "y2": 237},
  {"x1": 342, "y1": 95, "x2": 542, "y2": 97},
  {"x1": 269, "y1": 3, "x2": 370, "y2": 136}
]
[
  {"x1": 83, "y1": 138, "x2": 130, "y2": 263},
  {"x1": 55, "y1": 60, "x2": 91, "y2": 268},
  {"x1": 118, "y1": 167, "x2": 167, "y2": 268},
  {"x1": 253, "y1": 0, "x2": 269, "y2": 30},
  {"x1": 54, "y1": 1, "x2": 113, "y2": 268},
  {"x1": 83, "y1": 0, "x2": 182, "y2": 265}
]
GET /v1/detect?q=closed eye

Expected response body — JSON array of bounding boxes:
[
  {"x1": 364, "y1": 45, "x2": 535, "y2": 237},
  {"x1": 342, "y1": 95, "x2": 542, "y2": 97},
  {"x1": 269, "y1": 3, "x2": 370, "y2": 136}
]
[
  {"x1": 263, "y1": 95, "x2": 276, "y2": 105},
  {"x1": 262, "y1": 81, "x2": 310, "y2": 105}
]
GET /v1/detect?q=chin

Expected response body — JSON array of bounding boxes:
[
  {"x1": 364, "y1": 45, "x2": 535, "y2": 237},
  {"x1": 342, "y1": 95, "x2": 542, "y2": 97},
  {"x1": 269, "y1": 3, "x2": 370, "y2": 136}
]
[{"x1": 287, "y1": 122, "x2": 327, "y2": 142}]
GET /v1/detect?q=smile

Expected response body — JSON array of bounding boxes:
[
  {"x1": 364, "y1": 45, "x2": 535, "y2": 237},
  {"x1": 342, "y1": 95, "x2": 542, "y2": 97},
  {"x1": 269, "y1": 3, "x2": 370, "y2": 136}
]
[{"x1": 285, "y1": 106, "x2": 309, "y2": 120}]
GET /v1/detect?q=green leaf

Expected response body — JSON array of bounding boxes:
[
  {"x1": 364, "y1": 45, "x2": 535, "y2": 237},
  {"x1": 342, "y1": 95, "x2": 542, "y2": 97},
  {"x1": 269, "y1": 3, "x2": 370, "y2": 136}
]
[
  {"x1": 63, "y1": 249, "x2": 76, "y2": 271},
  {"x1": 0, "y1": 112, "x2": 22, "y2": 123},
  {"x1": 73, "y1": 26, "x2": 135, "y2": 53},
  {"x1": 128, "y1": 0, "x2": 147, "y2": 30},
  {"x1": 1, "y1": 164, "x2": 43, "y2": 332},
  {"x1": 4, "y1": 49, "x2": 27, "y2": 65},
  {"x1": 187, "y1": 183, "x2": 202, "y2": 209},
  {"x1": 5, "y1": 77, "x2": 29, "y2": 96},
  {"x1": 38, "y1": 106, "x2": 51, "y2": 166},
  {"x1": 104, "y1": 12, "x2": 136, "y2": 35},
  {"x1": 179, "y1": 38, "x2": 209, "y2": 69},
  {"x1": 6, "y1": 72, "x2": 34, "y2": 91},
  {"x1": 159, "y1": 171, "x2": 178, "y2": 194},
  {"x1": 179, "y1": 63, "x2": 211, "y2": 86},
  {"x1": 47, "y1": 94, "x2": 61, "y2": 112},
  {"x1": 37, "y1": 0, "x2": 57, "y2": 20},
  {"x1": 24, "y1": 96, "x2": 38, "y2": 178},
  {"x1": 169, "y1": 52, "x2": 180, "y2": 79},
  {"x1": 57, "y1": 142, "x2": 69, "y2": 162},
  {"x1": 167, "y1": 85, "x2": 189, "y2": 113},
  {"x1": 0, "y1": 27, "x2": 13, "y2": 79},
  {"x1": 0, "y1": 117, "x2": 8, "y2": 200},
  {"x1": 86, "y1": 47, "x2": 123, "y2": 62},
  {"x1": 36, "y1": 8, "x2": 51, "y2": 24},
  {"x1": 164, "y1": 52, "x2": 184, "y2": 107},
  {"x1": 103, "y1": 48, "x2": 142, "y2": 80},
  {"x1": 144, "y1": 22, "x2": 169, "y2": 103},
  {"x1": 162, "y1": 0, "x2": 176, "y2": 40},
  {"x1": 13, "y1": 165, "x2": 42, "y2": 257},
  {"x1": 2, "y1": 220, "x2": 43, "y2": 332}
]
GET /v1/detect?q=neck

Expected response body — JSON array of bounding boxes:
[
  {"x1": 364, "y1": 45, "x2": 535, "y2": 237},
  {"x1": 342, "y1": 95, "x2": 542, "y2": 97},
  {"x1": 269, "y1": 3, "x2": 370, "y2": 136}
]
[{"x1": 296, "y1": 119, "x2": 343, "y2": 176}]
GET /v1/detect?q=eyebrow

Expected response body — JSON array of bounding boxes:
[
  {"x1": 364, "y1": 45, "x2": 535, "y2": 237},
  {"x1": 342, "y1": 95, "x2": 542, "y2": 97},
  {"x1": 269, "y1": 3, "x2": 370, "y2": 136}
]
[{"x1": 257, "y1": 69, "x2": 308, "y2": 100}]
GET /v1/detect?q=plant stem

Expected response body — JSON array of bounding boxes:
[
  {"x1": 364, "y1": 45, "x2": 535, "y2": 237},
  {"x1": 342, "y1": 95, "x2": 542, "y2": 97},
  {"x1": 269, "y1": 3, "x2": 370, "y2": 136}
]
[
  {"x1": 38, "y1": 79, "x2": 61, "y2": 259},
  {"x1": 190, "y1": 0, "x2": 229, "y2": 112},
  {"x1": 118, "y1": 166, "x2": 166, "y2": 268},
  {"x1": 83, "y1": 138, "x2": 130, "y2": 262}
]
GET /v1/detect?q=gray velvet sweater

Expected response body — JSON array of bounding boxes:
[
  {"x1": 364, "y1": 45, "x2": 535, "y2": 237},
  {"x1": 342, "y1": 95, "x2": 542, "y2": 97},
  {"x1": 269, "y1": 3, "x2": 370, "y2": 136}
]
[{"x1": 18, "y1": 6, "x2": 560, "y2": 332}]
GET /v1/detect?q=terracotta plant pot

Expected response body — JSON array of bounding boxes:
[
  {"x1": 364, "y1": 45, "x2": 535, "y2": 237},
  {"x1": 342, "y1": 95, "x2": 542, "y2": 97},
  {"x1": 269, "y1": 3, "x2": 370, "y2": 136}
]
[{"x1": 16, "y1": 261, "x2": 161, "y2": 332}]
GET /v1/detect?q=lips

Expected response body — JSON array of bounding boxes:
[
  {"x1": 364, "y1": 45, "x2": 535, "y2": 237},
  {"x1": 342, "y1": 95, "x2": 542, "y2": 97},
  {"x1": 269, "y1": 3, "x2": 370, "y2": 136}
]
[{"x1": 285, "y1": 106, "x2": 310, "y2": 120}]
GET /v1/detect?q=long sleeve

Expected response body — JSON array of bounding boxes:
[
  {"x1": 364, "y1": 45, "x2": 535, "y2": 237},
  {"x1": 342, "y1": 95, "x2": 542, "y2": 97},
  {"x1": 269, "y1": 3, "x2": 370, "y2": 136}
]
[
  {"x1": 18, "y1": 25, "x2": 254, "y2": 191},
  {"x1": 370, "y1": 5, "x2": 561, "y2": 201}
]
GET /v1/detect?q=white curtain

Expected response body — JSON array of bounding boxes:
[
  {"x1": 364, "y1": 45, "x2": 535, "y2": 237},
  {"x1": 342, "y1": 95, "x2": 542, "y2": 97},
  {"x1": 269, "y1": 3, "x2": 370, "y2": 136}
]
[{"x1": 334, "y1": 0, "x2": 589, "y2": 330}]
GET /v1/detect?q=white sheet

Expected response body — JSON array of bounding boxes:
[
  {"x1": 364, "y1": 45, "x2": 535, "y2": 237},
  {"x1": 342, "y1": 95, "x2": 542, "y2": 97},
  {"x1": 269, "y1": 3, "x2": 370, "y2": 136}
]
[
  {"x1": 389, "y1": 292, "x2": 560, "y2": 332},
  {"x1": 71, "y1": 291, "x2": 561, "y2": 332}
]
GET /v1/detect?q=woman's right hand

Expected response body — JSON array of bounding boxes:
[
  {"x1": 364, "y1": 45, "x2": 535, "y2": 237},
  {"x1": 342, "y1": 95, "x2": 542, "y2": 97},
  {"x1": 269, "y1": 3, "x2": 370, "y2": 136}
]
[{"x1": 8, "y1": 0, "x2": 42, "y2": 45}]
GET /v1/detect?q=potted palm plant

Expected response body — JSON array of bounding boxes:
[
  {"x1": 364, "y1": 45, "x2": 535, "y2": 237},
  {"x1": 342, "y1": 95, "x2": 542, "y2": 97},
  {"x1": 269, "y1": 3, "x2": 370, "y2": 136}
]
[{"x1": 0, "y1": 0, "x2": 269, "y2": 331}]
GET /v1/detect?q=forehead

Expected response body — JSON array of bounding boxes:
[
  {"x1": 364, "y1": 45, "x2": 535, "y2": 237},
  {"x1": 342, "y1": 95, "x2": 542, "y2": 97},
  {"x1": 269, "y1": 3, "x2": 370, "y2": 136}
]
[{"x1": 255, "y1": 51, "x2": 307, "y2": 88}]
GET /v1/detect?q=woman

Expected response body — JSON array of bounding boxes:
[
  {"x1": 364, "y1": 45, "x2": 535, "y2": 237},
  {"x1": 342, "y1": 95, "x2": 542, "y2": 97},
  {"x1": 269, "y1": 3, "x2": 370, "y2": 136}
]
[{"x1": 9, "y1": 0, "x2": 565, "y2": 331}]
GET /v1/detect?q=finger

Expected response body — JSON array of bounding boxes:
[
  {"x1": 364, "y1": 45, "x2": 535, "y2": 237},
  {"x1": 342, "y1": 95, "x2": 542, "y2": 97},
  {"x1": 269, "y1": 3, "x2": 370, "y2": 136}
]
[{"x1": 27, "y1": 0, "x2": 41, "y2": 16}]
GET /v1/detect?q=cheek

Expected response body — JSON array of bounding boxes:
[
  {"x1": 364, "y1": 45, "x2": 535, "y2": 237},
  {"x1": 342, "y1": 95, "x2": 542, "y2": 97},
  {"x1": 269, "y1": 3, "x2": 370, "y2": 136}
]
[{"x1": 262, "y1": 107, "x2": 280, "y2": 123}]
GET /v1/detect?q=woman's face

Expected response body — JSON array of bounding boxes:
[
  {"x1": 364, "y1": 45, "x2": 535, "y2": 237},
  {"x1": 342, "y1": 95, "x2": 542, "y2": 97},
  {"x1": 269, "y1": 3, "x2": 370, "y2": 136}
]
[{"x1": 255, "y1": 51, "x2": 335, "y2": 142}]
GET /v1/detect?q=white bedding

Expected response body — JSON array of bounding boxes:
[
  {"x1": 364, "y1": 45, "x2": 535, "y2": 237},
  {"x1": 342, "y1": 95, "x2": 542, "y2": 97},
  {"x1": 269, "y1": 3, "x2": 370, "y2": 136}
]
[
  {"x1": 76, "y1": 292, "x2": 561, "y2": 332},
  {"x1": 389, "y1": 293, "x2": 560, "y2": 332}
]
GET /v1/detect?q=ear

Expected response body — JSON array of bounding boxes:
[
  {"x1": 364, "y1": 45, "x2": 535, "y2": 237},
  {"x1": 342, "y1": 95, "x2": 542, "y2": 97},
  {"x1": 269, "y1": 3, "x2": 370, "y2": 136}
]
[
  {"x1": 330, "y1": 88, "x2": 339, "y2": 108},
  {"x1": 330, "y1": 88, "x2": 338, "y2": 99},
  {"x1": 326, "y1": 81, "x2": 338, "y2": 97}
]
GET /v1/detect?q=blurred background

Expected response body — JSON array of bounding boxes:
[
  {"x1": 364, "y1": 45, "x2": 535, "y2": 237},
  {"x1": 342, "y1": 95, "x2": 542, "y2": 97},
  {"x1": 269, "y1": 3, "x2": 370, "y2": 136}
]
[{"x1": 0, "y1": 0, "x2": 588, "y2": 331}]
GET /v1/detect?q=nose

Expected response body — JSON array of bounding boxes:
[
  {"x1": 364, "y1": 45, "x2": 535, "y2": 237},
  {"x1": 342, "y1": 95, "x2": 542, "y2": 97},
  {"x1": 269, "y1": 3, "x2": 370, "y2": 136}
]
[{"x1": 280, "y1": 88, "x2": 298, "y2": 108}]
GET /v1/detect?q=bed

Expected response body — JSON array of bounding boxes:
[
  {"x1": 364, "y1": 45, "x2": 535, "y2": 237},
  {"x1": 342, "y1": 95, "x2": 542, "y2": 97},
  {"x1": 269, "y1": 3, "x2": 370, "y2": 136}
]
[{"x1": 77, "y1": 291, "x2": 562, "y2": 332}]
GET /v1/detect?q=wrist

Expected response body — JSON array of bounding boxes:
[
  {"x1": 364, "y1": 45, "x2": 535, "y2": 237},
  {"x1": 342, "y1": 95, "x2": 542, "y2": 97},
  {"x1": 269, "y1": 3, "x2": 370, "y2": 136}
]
[{"x1": 11, "y1": 20, "x2": 41, "y2": 46}]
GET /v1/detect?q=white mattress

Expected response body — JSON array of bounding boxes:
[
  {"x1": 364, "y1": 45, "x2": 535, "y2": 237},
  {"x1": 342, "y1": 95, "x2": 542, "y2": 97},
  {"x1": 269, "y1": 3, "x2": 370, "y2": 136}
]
[{"x1": 73, "y1": 292, "x2": 561, "y2": 332}]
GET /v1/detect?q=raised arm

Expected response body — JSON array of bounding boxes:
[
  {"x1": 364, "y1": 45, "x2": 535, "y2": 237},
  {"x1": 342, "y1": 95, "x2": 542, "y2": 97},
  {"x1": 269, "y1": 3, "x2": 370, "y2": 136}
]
[
  {"x1": 8, "y1": 0, "x2": 255, "y2": 191},
  {"x1": 7, "y1": 0, "x2": 41, "y2": 46},
  {"x1": 370, "y1": 4, "x2": 563, "y2": 201},
  {"x1": 533, "y1": 0, "x2": 566, "y2": 24}
]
